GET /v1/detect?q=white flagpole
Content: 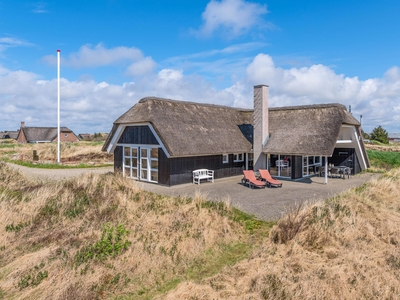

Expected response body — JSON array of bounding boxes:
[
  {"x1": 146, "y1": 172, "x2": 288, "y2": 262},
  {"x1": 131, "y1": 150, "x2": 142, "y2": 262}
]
[{"x1": 57, "y1": 50, "x2": 61, "y2": 164}]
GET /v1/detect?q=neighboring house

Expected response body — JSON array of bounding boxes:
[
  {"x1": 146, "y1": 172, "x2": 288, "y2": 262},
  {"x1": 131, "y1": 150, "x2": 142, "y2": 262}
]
[
  {"x1": 17, "y1": 122, "x2": 79, "y2": 143},
  {"x1": 388, "y1": 133, "x2": 400, "y2": 143},
  {"x1": 102, "y1": 85, "x2": 369, "y2": 186},
  {"x1": 0, "y1": 131, "x2": 19, "y2": 139},
  {"x1": 78, "y1": 133, "x2": 92, "y2": 140}
]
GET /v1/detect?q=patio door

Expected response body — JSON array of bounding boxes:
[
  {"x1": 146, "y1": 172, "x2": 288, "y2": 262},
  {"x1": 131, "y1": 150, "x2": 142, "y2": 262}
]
[
  {"x1": 123, "y1": 146, "x2": 158, "y2": 183},
  {"x1": 123, "y1": 146, "x2": 138, "y2": 179},
  {"x1": 269, "y1": 154, "x2": 291, "y2": 178},
  {"x1": 140, "y1": 148, "x2": 150, "y2": 181}
]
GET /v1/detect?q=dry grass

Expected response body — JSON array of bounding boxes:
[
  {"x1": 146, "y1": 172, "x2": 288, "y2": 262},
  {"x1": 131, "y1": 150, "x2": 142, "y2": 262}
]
[
  {"x1": 161, "y1": 168, "x2": 400, "y2": 299},
  {"x1": 0, "y1": 162, "x2": 251, "y2": 299},
  {"x1": 0, "y1": 141, "x2": 112, "y2": 165},
  {"x1": 365, "y1": 143, "x2": 400, "y2": 152}
]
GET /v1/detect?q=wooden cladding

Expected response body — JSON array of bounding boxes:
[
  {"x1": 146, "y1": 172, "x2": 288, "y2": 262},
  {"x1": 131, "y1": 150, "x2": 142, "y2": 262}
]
[{"x1": 118, "y1": 125, "x2": 159, "y2": 145}]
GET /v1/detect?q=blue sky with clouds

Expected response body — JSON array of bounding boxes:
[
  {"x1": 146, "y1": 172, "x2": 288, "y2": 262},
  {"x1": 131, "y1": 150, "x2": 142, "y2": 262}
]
[{"x1": 1, "y1": 0, "x2": 399, "y2": 134}]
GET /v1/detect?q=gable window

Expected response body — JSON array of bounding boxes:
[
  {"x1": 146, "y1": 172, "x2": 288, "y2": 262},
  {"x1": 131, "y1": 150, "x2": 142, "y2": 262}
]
[
  {"x1": 234, "y1": 153, "x2": 244, "y2": 162},
  {"x1": 222, "y1": 154, "x2": 229, "y2": 164}
]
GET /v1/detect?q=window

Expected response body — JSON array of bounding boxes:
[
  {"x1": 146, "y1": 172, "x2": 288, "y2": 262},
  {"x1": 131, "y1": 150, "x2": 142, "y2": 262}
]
[
  {"x1": 123, "y1": 146, "x2": 158, "y2": 182},
  {"x1": 234, "y1": 153, "x2": 244, "y2": 162},
  {"x1": 302, "y1": 155, "x2": 322, "y2": 176},
  {"x1": 222, "y1": 154, "x2": 229, "y2": 164}
]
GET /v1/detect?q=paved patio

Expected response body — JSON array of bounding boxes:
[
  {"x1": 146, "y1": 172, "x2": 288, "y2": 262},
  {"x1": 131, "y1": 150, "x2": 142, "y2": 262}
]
[{"x1": 136, "y1": 173, "x2": 380, "y2": 221}]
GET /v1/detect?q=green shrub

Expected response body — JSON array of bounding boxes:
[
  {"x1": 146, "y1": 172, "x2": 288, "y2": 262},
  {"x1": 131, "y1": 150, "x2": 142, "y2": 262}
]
[{"x1": 75, "y1": 223, "x2": 131, "y2": 266}]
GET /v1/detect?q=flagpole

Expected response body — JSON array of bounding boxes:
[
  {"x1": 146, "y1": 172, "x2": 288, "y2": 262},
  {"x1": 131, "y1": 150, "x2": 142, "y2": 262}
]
[{"x1": 57, "y1": 50, "x2": 61, "y2": 164}]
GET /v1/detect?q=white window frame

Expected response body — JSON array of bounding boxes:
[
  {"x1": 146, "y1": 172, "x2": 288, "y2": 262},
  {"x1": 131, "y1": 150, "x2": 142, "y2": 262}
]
[
  {"x1": 233, "y1": 153, "x2": 244, "y2": 162},
  {"x1": 302, "y1": 155, "x2": 322, "y2": 176},
  {"x1": 122, "y1": 145, "x2": 158, "y2": 183},
  {"x1": 222, "y1": 154, "x2": 229, "y2": 164}
]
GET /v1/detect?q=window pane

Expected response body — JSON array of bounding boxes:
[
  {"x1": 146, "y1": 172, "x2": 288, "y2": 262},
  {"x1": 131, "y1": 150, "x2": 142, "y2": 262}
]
[
  {"x1": 151, "y1": 148, "x2": 158, "y2": 159},
  {"x1": 124, "y1": 167, "x2": 130, "y2": 177},
  {"x1": 315, "y1": 156, "x2": 320, "y2": 163},
  {"x1": 124, "y1": 158, "x2": 130, "y2": 166},
  {"x1": 142, "y1": 159, "x2": 148, "y2": 169},
  {"x1": 132, "y1": 168, "x2": 137, "y2": 178},
  {"x1": 124, "y1": 147, "x2": 130, "y2": 156},
  {"x1": 141, "y1": 148, "x2": 147, "y2": 157},
  {"x1": 132, "y1": 158, "x2": 138, "y2": 167},
  {"x1": 151, "y1": 171, "x2": 158, "y2": 182},
  {"x1": 141, "y1": 170, "x2": 147, "y2": 179},
  {"x1": 132, "y1": 148, "x2": 137, "y2": 157},
  {"x1": 151, "y1": 160, "x2": 158, "y2": 169}
]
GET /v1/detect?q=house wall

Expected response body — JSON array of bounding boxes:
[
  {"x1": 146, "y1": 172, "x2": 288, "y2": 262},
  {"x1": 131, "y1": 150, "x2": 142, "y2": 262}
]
[
  {"x1": 118, "y1": 125, "x2": 159, "y2": 144},
  {"x1": 114, "y1": 146, "x2": 123, "y2": 173},
  {"x1": 17, "y1": 130, "x2": 27, "y2": 143},
  {"x1": 291, "y1": 156, "x2": 303, "y2": 179},
  {"x1": 53, "y1": 131, "x2": 80, "y2": 142},
  {"x1": 167, "y1": 154, "x2": 246, "y2": 186},
  {"x1": 114, "y1": 125, "x2": 247, "y2": 186}
]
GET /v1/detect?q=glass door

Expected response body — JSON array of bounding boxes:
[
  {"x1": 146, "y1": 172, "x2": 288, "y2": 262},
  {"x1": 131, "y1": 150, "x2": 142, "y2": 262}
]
[
  {"x1": 123, "y1": 146, "x2": 138, "y2": 179},
  {"x1": 123, "y1": 146, "x2": 158, "y2": 183},
  {"x1": 140, "y1": 148, "x2": 149, "y2": 181}
]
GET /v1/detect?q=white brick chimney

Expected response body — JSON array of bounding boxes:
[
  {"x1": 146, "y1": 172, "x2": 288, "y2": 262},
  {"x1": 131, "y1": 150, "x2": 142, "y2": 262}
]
[{"x1": 253, "y1": 85, "x2": 269, "y2": 170}]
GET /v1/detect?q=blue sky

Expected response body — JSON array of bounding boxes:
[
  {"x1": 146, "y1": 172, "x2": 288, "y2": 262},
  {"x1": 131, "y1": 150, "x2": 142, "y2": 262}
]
[{"x1": 1, "y1": 0, "x2": 399, "y2": 134}]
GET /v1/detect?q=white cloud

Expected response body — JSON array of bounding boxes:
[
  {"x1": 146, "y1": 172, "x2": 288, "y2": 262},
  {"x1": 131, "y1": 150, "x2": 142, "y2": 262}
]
[
  {"x1": 126, "y1": 57, "x2": 156, "y2": 76},
  {"x1": 42, "y1": 43, "x2": 156, "y2": 69},
  {"x1": 246, "y1": 53, "x2": 400, "y2": 132},
  {"x1": 31, "y1": 2, "x2": 49, "y2": 13},
  {"x1": 1, "y1": 51, "x2": 400, "y2": 134},
  {"x1": 158, "y1": 69, "x2": 183, "y2": 82},
  {"x1": 193, "y1": 0, "x2": 269, "y2": 38},
  {"x1": 384, "y1": 66, "x2": 400, "y2": 82},
  {"x1": 0, "y1": 37, "x2": 33, "y2": 53}
]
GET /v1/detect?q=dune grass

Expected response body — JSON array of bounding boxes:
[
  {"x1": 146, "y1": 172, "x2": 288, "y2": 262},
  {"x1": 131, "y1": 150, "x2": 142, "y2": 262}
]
[
  {"x1": 0, "y1": 161, "x2": 272, "y2": 299},
  {"x1": 1, "y1": 142, "x2": 399, "y2": 299},
  {"x1": 159, "y1": 168, "x2": 400, "y2": 299},
  {"x1": 0, "y1": 141, "x2": 113, "y2": 168}
]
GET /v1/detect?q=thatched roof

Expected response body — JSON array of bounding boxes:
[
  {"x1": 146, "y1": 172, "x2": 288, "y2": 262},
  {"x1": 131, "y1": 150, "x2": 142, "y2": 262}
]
[
  {"x1": 104, "y1": 97, "x2": 253, "y2": 157},
  {"x1": 103, "y1": 97, "x2": 360, "y2": 157},
  {"x1": 265, "y1": 104, "x2": 360, "y2": 156},
  {"x1": 0, "y1": 131, "x2": 19, "y2": 139},
  {"x1": 20, "y1": 127, "x2": 73, "y2": 142}
]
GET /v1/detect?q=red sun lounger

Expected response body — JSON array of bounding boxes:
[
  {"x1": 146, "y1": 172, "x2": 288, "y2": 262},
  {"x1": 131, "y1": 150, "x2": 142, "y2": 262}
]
[
  {"x1": 258, "y1": 169, "x2": 283, "y2": 188},
  {"x1": 242, "y1": 170, "x2": 266, "y2": 189}
]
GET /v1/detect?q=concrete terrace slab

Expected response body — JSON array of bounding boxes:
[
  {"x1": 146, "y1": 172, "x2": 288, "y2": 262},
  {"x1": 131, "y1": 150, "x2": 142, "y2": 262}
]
[{"x1": 136, "y1": 173, "x2": 380, "y2": 221}]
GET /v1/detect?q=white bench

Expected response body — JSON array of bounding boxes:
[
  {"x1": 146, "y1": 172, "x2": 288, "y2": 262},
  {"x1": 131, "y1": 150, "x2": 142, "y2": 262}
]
[{"x1": 193, "y1": 169, "x2": 214, "y2": 184}]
